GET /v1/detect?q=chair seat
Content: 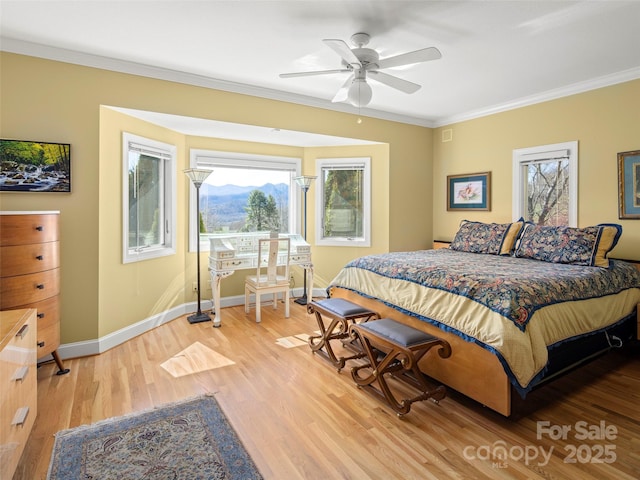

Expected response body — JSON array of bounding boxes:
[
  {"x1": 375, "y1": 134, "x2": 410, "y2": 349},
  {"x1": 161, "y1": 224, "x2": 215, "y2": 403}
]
[{"x1": 246, "y1": 274, "x2": 289, "y2": 287}]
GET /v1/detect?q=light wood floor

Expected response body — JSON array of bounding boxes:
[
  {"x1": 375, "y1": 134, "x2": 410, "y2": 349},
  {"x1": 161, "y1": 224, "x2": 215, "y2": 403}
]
[{"x1": 15, "y1": 301, "x2": 640, "y2": 479}]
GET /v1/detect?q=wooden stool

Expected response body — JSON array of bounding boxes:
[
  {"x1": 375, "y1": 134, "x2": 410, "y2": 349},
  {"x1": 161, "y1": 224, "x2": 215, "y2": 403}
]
[
  {"x1": 349, "y1": 318, "x2": 451, "y2": 416},
  {"x1": 307, "y1": 298, "x2": 380, "y2": 371}
]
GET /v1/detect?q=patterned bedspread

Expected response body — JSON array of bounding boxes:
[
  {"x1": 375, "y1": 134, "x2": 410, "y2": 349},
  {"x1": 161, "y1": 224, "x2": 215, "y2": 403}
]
[{"x1": 329, "y1": 249, "x2": 640, "y2": 392}]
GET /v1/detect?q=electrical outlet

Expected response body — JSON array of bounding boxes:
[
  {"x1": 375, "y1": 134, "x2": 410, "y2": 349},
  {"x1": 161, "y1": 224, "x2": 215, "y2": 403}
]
[{"x1": 192, "y1": 282, "x2": 198, "y2": 292}]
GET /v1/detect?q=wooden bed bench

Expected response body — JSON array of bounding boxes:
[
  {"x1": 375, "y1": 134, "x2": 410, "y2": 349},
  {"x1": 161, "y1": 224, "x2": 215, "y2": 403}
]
[
  {"x1": 307, "y1": 298, "x2": 380, "y2": 371},
  {"x1": 350, "y1": 318, "x2": 451, "y2": 416}
]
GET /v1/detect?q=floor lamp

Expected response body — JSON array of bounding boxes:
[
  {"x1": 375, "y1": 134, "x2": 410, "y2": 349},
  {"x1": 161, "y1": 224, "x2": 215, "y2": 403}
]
[
  {"x1": 184, "y1": 168, "x2": 212, "y2": 324},
  {"x1": 293, "y1": 175, "x2": 316, "y2": 305}
]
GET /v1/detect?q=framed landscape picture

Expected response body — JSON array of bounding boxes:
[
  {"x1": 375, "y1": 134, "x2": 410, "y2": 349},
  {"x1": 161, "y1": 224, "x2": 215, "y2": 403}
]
[
  {"x1": 618, "y1": 149, "x2": 640, "y2": 219},
  {"x1": 447, "y1": 171, "x2": 491, "y2": 211},
  {"x1": 0, "y1": 139, "x2": 71, "y2": 192}
]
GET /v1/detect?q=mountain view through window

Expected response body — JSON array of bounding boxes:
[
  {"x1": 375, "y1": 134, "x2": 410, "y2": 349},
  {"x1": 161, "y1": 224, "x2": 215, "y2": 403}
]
[{"x1": 198, "y1": 166, "x2": 292, "y2": 234}]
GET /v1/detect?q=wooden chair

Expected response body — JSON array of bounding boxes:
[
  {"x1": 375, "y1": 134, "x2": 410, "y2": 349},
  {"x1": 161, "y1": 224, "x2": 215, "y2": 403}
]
[{"x1": 245, "y1": 237, "x2": 291, "y2": 323}]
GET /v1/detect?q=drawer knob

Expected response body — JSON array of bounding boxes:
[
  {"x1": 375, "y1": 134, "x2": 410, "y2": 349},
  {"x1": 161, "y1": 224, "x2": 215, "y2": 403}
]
[
  {"x1": 36, "y1": 225, "x2": 44, "y2": 231},
  {"x1": 36, "y1": 284, "x2": 45, "y2": 289},
  {"x1": 37, "y1": 312, "x2": 45, "y2": 319},
  {"x1": 37, "y1": 341, "x2": 45, "y2": 348},
  {"x1": 36, "y1": 255, "x2": 44, "y2": 260},
  {"x1": 16, "y1": 324, "x2": 29, "y2": 339},
  {"x1": 11, "y1": 407, "x2": 30, "y2": 427}
]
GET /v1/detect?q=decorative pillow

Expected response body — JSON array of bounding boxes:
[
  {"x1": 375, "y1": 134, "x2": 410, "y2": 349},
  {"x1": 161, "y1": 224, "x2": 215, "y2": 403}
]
[
  {"x1": 513, "y1": 223, "x2": 622, "y2": 267},
  {"x1": 450, "y1": 219, "x2": 524, "y2": 256}
]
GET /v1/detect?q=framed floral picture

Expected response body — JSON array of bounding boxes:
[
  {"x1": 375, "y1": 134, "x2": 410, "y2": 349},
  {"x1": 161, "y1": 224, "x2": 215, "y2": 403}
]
[
  {"x1": 447, "y1": 171, "x2": 491, "y2": 211},
  {"x1": 618, "y1": 150, "x2": 640, "y2": 219}
]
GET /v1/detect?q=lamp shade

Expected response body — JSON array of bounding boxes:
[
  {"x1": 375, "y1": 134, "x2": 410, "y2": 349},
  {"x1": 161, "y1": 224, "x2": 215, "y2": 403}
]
[
  {"x1": 184, "y1": 168, "x2": 212, "y2": 188},
  {"x1": 348, "y1": 79, "x2": 372, "y2": 107},
  {"x1": 294, "y1": 175, "x2": 317, "y2": 190}
]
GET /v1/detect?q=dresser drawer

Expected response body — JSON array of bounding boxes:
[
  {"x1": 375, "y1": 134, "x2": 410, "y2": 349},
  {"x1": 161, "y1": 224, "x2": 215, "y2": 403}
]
[
  {"x1": 10, "y1": 296, "x2": 60, "y2": 357},
  {"x1": 0, "y1": 309, "x2": 37, "y2": 480},
  {"x1": 0, "y1": 241, "x2": 60, "y2": 277},
  {"x1": 0, "y1": 213, "x2": 59, "y2": 246},
  {"x1": 0, "y1": 268, "x2": 60, "y2": 309}
]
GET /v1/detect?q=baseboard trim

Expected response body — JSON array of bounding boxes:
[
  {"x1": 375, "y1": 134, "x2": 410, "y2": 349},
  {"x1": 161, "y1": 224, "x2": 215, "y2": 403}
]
[{"x1": 54, "y1": 288, "x2": 325, "y2": 360}]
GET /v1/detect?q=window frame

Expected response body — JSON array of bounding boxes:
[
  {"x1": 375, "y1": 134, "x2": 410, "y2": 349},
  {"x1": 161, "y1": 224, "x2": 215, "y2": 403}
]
[
  {"x1": 122, "y1": 132, "x2": 177, "y2": 264},
  {"x1": 188, "y1": 149, "x2": 302, "y2": 252},
  {"x1": 512, "y1": 140, "x2": 578, "y2": 227},
  {"x1": 315, "y1": 157, "x2": 371, "y2": 247}
]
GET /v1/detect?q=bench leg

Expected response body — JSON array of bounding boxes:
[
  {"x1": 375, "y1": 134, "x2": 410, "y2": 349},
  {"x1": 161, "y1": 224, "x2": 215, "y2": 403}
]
[
  {"x1": 350, "y1": 329, "x2": 449, "y2": 416},
  {"x1": 308, "y1": 313, "x2": 366, "y2": 371}
]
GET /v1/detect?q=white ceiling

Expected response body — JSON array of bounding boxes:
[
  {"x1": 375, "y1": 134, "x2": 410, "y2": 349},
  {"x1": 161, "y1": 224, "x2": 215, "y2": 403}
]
[{"x1": 2, "y1": 1, "x2": 640, "y2": 133}]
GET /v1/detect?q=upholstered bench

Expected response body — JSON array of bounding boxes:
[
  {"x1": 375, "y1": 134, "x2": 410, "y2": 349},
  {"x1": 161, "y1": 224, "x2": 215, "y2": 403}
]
[
  {"x1": 307, "y1": 298, "x2": 380, "y2": 371},
  {"x1": 349, "y1": 318, "x2": 451, "y2": 416}
]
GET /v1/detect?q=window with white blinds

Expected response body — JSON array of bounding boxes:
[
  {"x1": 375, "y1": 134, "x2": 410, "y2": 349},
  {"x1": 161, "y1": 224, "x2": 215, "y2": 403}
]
[
  {"x1": 316, "y1": 157, "x2": 371, "y2": 247},
  {"x1": 122, "y1": 132, "x2": 176, "y2": 263},
  {"x1": 512, "y1": 141, "x2": 578, "y2": 226}
]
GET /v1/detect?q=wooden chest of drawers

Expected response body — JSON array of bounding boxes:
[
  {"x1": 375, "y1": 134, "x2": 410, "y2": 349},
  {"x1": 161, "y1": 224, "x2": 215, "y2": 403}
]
[
  {"x1": 0, "y1": 309, "x2": 37, "y2": 480},
  {"x1": 0, "y1": 211, "x2": 67, "y2": 374}
]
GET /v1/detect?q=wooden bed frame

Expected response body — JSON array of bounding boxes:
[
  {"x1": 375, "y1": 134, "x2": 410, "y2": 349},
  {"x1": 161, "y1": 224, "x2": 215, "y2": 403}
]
[
  {"x1": 330, "y1": 286, "x2": 513, "y2": 415},
  {"x1": 330, "y1": 262, "x2": 640, "y2": 417}
]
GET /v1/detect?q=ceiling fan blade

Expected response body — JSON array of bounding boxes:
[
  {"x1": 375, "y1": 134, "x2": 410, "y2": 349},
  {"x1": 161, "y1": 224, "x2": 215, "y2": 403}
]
[
  {"x1": 368, "y1": 70, "x2": 421, "y2": 94},
  {"x1": 331, "y1": 75, "x2": 354, "y2": 103},
  {"x1": 323, "y1": 39, "x2": 362, "y2": 68},
  {"x1": 280, "y1": 69, "x2": 350, "y2": 78},
  {"x1": 376, "y1": 47, "x2": 442, "y2": 69}
]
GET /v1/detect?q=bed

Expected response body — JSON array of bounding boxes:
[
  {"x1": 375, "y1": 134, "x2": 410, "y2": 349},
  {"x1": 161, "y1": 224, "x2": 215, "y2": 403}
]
[{"x1": 328, "y1": 220, "x2": 640, "y2": 416}]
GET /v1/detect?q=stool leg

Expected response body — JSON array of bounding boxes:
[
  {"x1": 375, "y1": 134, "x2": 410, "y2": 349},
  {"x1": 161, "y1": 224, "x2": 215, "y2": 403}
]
[
  {"x1": 306, "y1": 302, "x2": 380, "y2": 372},
  {"x1": 350, "y1": 327, "x2": 449, "y2": 416},
  {"x1": 350, "y1": 334, "x2": 410, "y2": 414},
  {"x1": 308, "y1": 313, "x2": 345, "y2": 370}
]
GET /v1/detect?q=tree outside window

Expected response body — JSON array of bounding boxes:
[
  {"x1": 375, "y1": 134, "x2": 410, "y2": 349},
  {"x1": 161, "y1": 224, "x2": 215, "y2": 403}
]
[
  {"x1": 244, "y1": 190, "x2": 280, "y2": 232},
  {"x1": 525, "y1": 158, "x2": 569, "y2": 225},
  {"x1": 316, "y1": 157, "x2": 371, "y2": 247},
  {"x1": 122, "y1": 132, "x2": 176, "y2": 263},
  {"x1": 512, "y1": 141, "x2": 577, "y2": 227}
]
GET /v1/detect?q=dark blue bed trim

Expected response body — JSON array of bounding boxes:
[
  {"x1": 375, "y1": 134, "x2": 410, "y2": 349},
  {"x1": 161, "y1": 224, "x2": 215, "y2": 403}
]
[{"x1": 328, "y1": 286, "x2": 636, "y2": 398}]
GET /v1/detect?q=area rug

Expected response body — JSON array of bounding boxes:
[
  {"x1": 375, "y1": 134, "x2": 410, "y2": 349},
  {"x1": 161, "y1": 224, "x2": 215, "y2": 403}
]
[{"x1": 47, "y1": 394, "x2": 263, "y2": 480}]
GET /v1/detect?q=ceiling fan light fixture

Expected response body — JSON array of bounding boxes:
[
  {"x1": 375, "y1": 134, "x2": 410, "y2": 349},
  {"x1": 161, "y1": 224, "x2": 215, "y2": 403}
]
[{"x1": 348, "y1": 79, "x2": 372, "y2": 107}]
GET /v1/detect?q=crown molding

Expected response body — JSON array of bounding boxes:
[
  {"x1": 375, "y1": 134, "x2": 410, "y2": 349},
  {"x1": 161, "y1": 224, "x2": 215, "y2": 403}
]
[
  {"x1": 0, "y1": 37, "x2": 434, "y2": 128},
  {"x1": 433, "y1": 66, "x2": 640, "y2": 127},
  {"x1": 3, "y1": 37, "x2": 639, "y2": 130}
]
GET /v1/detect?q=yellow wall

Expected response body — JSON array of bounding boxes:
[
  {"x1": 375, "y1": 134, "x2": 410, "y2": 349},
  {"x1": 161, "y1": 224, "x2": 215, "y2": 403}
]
[
  {"x1": 304, "y1": 143, "x2": 391, "y2": 288},
  {"x1": 3, "y1": 52, "x2": 637, "y2": 347},
  {"x1": 99, "y1": 107, "x2": 188, "y2": 337},
  {"x1": 0, "y1": 52, "x2": 431, "y2": 343},
  {"x1": 433, "y1": 79, "x2": 640, "y2": 260}
]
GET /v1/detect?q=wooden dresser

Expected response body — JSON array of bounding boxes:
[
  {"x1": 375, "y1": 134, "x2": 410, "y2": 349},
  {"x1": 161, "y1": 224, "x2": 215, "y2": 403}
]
[
  {"x1": 0, "y1": 211, "x2": 68, "y2": 375},
  {"x1": 0, "y1": 308, "x2": 37, "y2": 480}
]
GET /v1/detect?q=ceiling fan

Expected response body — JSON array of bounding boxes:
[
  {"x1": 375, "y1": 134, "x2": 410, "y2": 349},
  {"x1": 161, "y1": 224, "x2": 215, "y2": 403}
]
[{"x1": 280, "y1": 32, "x2": 441, "y2": 107}]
